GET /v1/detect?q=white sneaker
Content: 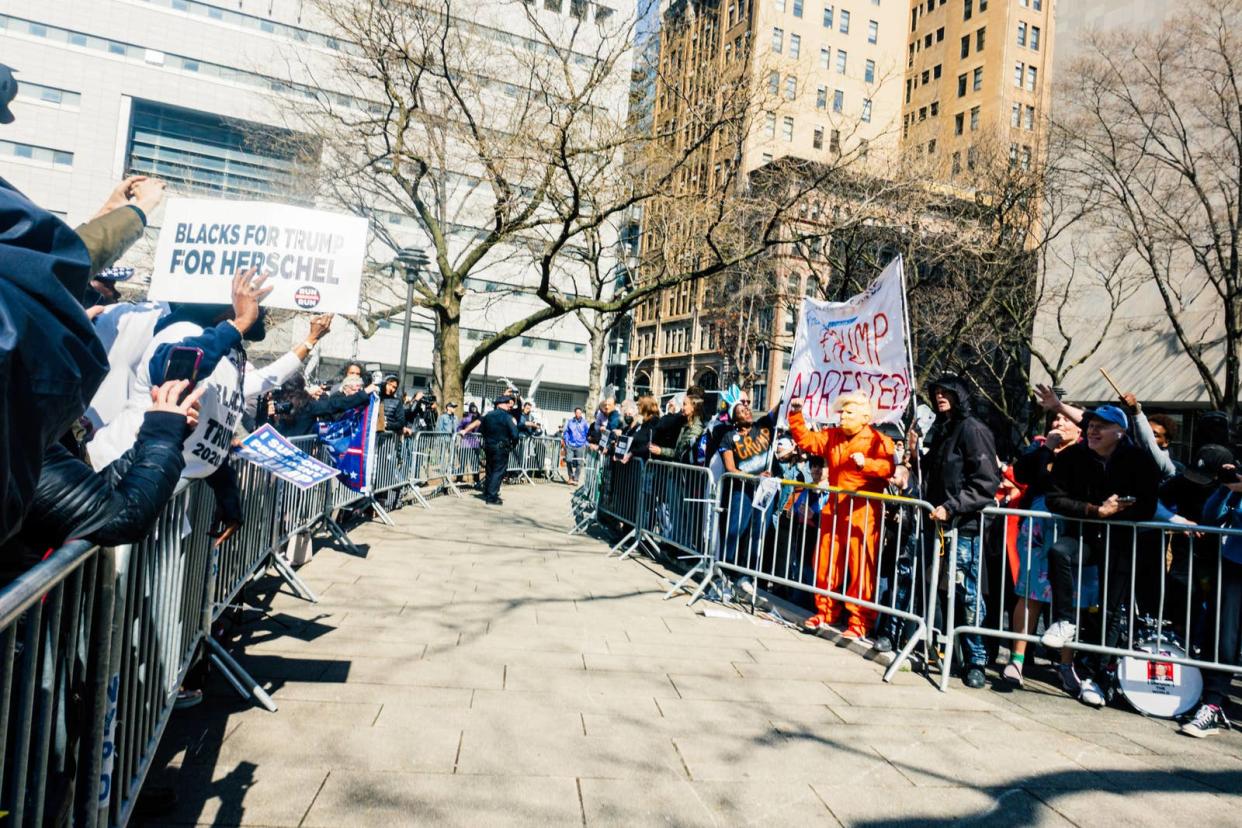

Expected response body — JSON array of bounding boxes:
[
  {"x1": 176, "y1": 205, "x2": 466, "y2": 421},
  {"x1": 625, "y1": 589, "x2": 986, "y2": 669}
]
[
  {"x1": 1041, "y1": 620, "x2": 1078, "y2": 649},
  {"x1": 1079, "y1": 677, "x2": 1105, "y2": 708}
]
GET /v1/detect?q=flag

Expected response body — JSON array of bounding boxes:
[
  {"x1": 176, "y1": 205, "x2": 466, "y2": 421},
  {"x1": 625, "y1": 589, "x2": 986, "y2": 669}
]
[{"x1": 318, "y1": 392, "x2": 380, "y2": 493}]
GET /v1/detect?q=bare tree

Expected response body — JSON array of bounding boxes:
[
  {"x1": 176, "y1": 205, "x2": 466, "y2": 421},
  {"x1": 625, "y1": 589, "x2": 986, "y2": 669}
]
[
  {"x1": 1057, "y1": 0, "x2": 1242, "y2": 416},
  {"x1": 259, "y1": 0, "x2": 834, "y2": 406}
]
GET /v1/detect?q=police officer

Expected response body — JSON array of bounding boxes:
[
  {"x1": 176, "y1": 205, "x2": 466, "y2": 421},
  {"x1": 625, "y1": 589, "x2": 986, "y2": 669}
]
[{"x1": 480, "y1": 395, "x2": 519, "y2": 505}]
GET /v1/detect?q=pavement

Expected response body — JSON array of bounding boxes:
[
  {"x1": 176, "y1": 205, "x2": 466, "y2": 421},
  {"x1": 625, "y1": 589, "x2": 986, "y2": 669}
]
[{"x1": 145, "y1": 482, "x2": 1242, "y2": 826}]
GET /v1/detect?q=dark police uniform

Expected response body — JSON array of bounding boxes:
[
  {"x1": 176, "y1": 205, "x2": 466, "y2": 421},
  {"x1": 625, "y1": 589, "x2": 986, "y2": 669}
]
[{"x1": 480, "y1": 400, "x2": 519, "y2": 503}]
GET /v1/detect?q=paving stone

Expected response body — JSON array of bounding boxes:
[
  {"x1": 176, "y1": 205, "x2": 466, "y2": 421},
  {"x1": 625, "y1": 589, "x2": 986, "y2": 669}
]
[
  {"x1": 815, "y1": 784, "x2": 1073, "y2": 826},
  {"x1": 303, "y1": 771, "x2": 581, "y2": 827},
  {"x1": 141, "y1": 764, "x2": 328, "y2": 826}
]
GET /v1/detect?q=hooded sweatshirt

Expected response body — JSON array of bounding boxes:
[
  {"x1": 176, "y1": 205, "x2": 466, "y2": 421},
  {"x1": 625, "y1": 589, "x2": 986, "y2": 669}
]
[{"x1": 922, "y1": 375, "x2": 1000, "y2": 536}]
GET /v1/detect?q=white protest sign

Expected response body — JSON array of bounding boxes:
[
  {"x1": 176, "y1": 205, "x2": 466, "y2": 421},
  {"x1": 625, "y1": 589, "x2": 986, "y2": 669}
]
[
  {"x1": 781, "y1": 256, "x2": 912, "y2": 426},
  {"x1": 235, "y1": 424, "x2": 339, "y2": 489},
  {"x1": 149, "y1": 198, "x2": 368, "y2": 314}
]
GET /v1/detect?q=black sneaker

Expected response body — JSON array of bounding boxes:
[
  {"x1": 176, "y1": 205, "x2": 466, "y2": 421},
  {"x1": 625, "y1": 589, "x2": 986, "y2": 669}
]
[
  {"x1": 962, "y1": 666, "x2": 986, "y2": 689},
  {"x1": 873, "y1": 636, "x2": 894, "y2": 654},
  {"x1": 1181, "y1": 703, "x2": 1231, "y2": 738}
]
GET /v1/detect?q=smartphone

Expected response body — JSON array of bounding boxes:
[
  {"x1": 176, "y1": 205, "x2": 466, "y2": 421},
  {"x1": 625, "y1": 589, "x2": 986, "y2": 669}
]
[
  {"x1": 164, "y1": 346, "x2": 204, "y2": 402},
  {"x1": 1116, "y1": 495, "x2": 1137, "y2": 505}
]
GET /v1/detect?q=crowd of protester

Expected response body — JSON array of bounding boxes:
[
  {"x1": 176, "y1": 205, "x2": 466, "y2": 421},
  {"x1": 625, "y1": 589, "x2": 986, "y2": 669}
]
[{"x1": 577, "y1": 377, "x2": 1242, "y2": 739}]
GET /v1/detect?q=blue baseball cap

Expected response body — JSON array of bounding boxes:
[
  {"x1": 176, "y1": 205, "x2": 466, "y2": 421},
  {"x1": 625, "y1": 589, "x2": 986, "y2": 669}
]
[{"x1": 1085, "y1": 404, "x2": 1129, "y2": 431}]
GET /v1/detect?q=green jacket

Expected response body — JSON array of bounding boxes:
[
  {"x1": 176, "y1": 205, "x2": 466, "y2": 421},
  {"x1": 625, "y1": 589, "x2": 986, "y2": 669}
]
[{"x1": 74, "y1": 205, "x2": 145, "y2": 275}]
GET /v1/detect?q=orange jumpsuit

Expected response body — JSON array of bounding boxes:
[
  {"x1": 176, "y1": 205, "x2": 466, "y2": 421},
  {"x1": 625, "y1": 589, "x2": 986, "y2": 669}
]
[{"x1": 788, "y1": 409, "x2": 894, "y2": 631}]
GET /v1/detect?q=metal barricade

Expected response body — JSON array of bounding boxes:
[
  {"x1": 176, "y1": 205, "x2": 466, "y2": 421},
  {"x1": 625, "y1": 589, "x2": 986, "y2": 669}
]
[
  {"x1": 0, "y1": 541, "x2": 114, "y2": 827},
  {"x1": 524, "y1": 436, "x2": 566, "y2": 482},
  {"x1": 371, "y1": 430, "x2": 411, "y2": 497},
  {"x1": 409, "y1": 431, "x2": 462, "y2": 502},
  {"x1": 507, "y1": 437, "x2": 535, "y2": 485},
  {"x1": 569, "y1": 449, "x2": 604, "y2": 535},
  {"x1": 106, "y1": 486, "x2": 215, "y2": 823},
  {"x1": 707, "y1": 472, "x2": 940, "y2": 680},
  {"x1": 595, "y1": 456, "x2": 647, "y2": 555},
  {"x1": 450, "y1": 433, "x2": 482, "y2": 494},
  {"x1": 939, "y1": 506, "x2": 1242, "y2": 699},
  {"x1": 637, "y1": 460, "x2": 717, "y2": 597}
]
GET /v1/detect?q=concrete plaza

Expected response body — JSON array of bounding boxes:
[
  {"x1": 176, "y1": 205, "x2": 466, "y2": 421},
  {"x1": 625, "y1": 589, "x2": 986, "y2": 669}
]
[{"x1": 147, "y1": 483, "x2": 1242, "y2": 826}]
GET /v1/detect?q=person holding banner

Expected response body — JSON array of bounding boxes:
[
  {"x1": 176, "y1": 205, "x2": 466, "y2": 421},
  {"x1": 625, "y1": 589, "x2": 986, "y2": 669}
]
[{"x1": 787, "y1": 393, "x2": 895, "y2": 638}]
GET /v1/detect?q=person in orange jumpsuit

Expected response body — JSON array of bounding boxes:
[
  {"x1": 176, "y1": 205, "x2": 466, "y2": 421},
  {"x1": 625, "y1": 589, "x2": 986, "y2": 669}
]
[{"x1": 787, "y1": 393, "x2": 895, "y2": 638}]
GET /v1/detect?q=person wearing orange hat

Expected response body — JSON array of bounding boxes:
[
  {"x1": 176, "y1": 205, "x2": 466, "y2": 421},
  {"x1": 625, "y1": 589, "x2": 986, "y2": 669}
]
[{"x1": 787, "y1": 393, "x2": 894, "y2": 638}]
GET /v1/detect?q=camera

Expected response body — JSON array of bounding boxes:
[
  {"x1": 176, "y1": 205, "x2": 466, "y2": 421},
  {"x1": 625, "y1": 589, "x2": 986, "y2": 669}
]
[{"x1": 273, "y1": 400, "x2": 294, "y2": 416}]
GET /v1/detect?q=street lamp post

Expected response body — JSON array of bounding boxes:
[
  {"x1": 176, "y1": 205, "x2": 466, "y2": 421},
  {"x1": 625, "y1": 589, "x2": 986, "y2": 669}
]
[{"x1": 394, "y1": 247, "x2": 429, "y2": 391}]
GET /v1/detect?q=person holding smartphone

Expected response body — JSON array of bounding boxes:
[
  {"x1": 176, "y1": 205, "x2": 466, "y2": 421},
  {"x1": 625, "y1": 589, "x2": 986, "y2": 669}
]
[{"x1": 1040, "y1": 404, "x2": 1162, "y2": 707}]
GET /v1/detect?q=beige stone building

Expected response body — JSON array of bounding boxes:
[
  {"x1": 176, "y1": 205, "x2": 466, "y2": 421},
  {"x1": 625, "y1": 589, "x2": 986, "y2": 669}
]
[
  {"x1": 631, "y1": 0, "x2": 909, "y2": 402},
  {"x1": 902, "y1": 0, "x2": 1056, "y2": 179}
]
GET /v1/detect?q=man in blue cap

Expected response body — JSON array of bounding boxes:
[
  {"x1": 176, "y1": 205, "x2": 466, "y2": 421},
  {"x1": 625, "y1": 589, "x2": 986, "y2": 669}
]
[
  {"x1": 479, "y1": 396, "x2": 519, "y2": 505},
  {"x1": 1041, "y1": 403, "x2": 1161, "y2": 706}
]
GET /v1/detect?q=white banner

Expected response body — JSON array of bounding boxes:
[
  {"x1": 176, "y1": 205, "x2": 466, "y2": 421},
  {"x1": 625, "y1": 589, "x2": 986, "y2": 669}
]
[
  {"x1": 781, "y1": 256, "x2": 912, "y2": 425},
  {"x1": 149, "y1": 198, "x2": 368, "y2": 314},
  {"x1": 235, "y1": 424, "x2": 339, "y2": 489}
]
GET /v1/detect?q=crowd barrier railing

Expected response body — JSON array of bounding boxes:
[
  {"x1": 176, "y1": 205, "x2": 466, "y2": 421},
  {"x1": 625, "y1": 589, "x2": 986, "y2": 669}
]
[
  {"x1": 595, "y1": 455, "x2": 648, "y2": 555},
  {"x1": 938, "y1": 505, "x2": 1242, "y2": 700},
  {"x1": 569, "y1": 449, "x2": 603, "y2": 535},
  {"x1": 0, "y1": 541, "x2": 115, "y2": 827},
  {"x1": 2, "y1": 424, "x2": 463, "y2": 825},
  {"x1": 524, "y1": 436, "x2": 567, "y2": 483},
  {"x1": 637, "y1": 460, "x2": 717, "y2": 598},
  {"x1": 705, "y1": 473, "x2": 938, "y2": 680}
]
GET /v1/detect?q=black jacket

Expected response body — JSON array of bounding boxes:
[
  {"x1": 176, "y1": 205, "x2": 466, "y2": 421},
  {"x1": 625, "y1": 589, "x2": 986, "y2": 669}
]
[
  {"x1": 380, "y1": 394, "x2": 408, "y2": 434},
  {"x1": 1012, "y1": 442, "x2": 1057, "y2": 500},
  {"x1": 480, "y1": 408, "x2": 519, "y2": 451},
  {"x1": 2, "y1": 411, "x2": 187, "y2": 580},
  {"x1": 278, "y1": 391, "x2": 372, "y2": 438},
  {"x1": 1046, "y1": 439, "x2": 1160, "y2": 525},
  {"x1": 922, "y1": 375, "x2": 1000, "y2": 535},
  {"x1": 0, "y1": 177, "x2": 109, "y2": 544}
]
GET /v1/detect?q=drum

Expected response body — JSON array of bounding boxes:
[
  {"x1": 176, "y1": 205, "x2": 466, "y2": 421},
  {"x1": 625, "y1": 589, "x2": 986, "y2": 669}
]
[{"x1": 1116, "y1": 635, "x2": 1203, "y2": 719}]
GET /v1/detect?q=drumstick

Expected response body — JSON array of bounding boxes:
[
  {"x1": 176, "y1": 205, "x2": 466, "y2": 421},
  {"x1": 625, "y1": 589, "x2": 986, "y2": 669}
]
[{"x1": 1099, "y1": 368, "x2": 1127, "y2": 401}]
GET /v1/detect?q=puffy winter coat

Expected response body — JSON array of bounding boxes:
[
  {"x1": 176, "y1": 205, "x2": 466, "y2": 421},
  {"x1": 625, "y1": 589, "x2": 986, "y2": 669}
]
[{"x1": 922, "y1": 375, "x2": 1001, "y2": 535}]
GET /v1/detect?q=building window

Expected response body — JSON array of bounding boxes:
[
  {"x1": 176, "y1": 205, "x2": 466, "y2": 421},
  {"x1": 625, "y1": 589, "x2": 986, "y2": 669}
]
[
  {"x1": 1017, "y1": 21, "x2": 1027, "y2": 47},
  {"x1": 790, "y1": 33, "x2": 801, "y2": 57},
  {"x1": 830, "y1": 129, "x2": 841, "y2": 153},
  {"x1": 820, "y1": 46, "x2": 831, "y2": 69},
  {"x1": 952, "y1": 150, "x2": 961, "y2": 175},
  {"x1": 569, "y1": 0, "x2": 587, "y2": 18},
  {"x1": 922, "y1": 69, "x2": 930, "y2": 84},
  {"x1": 769, "y1": 71, "x2": 780, "y2": 95},
  {"x1": 823, "y1": 4, "x2": 834, "y2": 28},
  {"x1": 16, "y1": 80, "x2": 82, "y2": 108},
  {"x1": 964, "y1": 0, "x2": 972, "y2": 20},
  {"x1": 972, "y1": 66, "x2": 983, "y2": 90},
  {"x1": 772, "y1": 27, "x2": 784, "y2": 53},
  {"x1": 1011, "y1": 102, "x2": 1021, "y2": 127},
  {"x1": 127, "y1": 99, "x2": 313, "y2": 199},
  {"x1": 762, "y1": 152, "x2": 774, "y2": 164},
  {"x1": 840, "y1": 9, "x2": 850, "y2": 33},
  {"x1": 765, "y1": 111, "x2": 777, "y2": 138},
  {"x1": 785, "y1": 75, "x2": 797, "y2": 99},
  {"x1": 957, "y1": 73, "x2": 967, "y2": 97},
  {"x1": 970, "y1": 105, "x2": 980, "y2": 130},
  {"x1": 967, "y1": 144, "x2": 977, "y2": 169},
  {"x1": 793, "y1": 0, "x2": 803, "y2": 17},
  {"x1": 905, "y1": 78, "x2": 912, "y2": 104},
  {"x1": 1014, "y1": 61, "x2": 1024, "y2": 87},
  {"x1": 1009, "y1": 143, "x2": 1019, "y2": 166},
  {"x1": 976, "y1": 26, "x2": 986, "y2": 51},
  {"x1": 934, "y1": 63, "x2": 942, "y2": 78},
  {"x1": 955, "y1": 112, "x2": 964, "y2": 134},
  {"x1": 980, "y1": 0, "x2": 988, "y2": 8},
  {"x1": 927, "y1": 138, "x2": 936, "y2": 154},
  {"x1": 0, "y1": 139, "x2": 73, "y2": 168},
  {"x1": 862, "y1": 98, "x2": 872, "y2": 122},
  {"x1": 924, "y1": 32, "x2": 932, "y2": 48},
  {"x1": 867, "y1": 20, "x2": 878, "y2": 43},
  {"x1": 930, "y1": 100, "x2": 939, "y2": 116},
  {"x1": 833, "y1": 89, "x2": 844, "y2": 112},
  {"x1": 1024, "y1": 104, "x2": 1035, "y2": 130},
  {"x1": 817, "y1": 85, "x2": 828, "y2": 109},
  {"x1": 865, "y1": 59, "x2": 875, "y2": 83},
  {"x1": 782, "y1": 116, "x2": 794, "y2": 141},
  {"x1": 1031, "y1": 26, "x2": 1040, "y2": 51},
  {"x1": 1027, "y1": 65, "x2": 1037, "y2": 91},
  {"x1": 937, "y1": 26, "x2": 945, "y2": 41},
  {"x1": 836, "y1": 49, "x2": 847, "y2": 73},
  {"x1": 813, "y1": 127, "x2": 824, "y2": 149},
  {"x1": 777, "y1": 0, "x2": 786, "y2": 11},
  {"x1": 960, "y1": 34, "x2": 970, "y2": 58},
  {"x1": 919, "y1": 106, "x2": 928, "y2": 121}
]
